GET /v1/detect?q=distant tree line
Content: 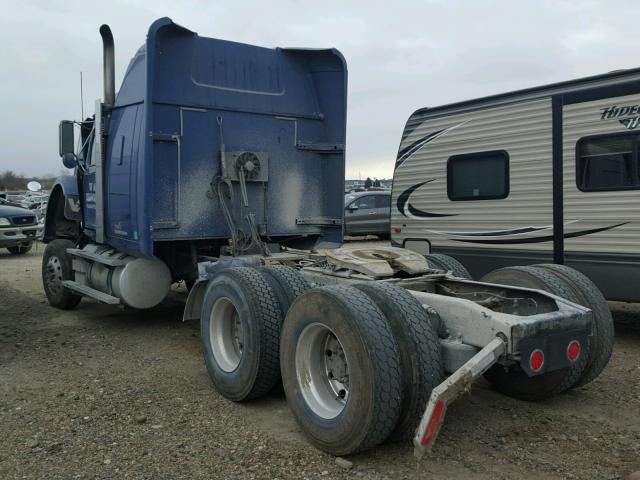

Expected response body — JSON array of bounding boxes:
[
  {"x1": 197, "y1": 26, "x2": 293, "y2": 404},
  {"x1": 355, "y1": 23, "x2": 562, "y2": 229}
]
[
  {"x1": 364, "y1": 177, "x2": 381, "y2": 189},
  {"x1": 0, "y1": 171, "x2": 57, "y2": 191}
]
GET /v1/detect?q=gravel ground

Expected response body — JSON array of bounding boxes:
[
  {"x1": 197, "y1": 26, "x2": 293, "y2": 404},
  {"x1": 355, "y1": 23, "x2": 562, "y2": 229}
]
[{"x1": 1, "y1": 243, "x2": 639, "y2": 479}]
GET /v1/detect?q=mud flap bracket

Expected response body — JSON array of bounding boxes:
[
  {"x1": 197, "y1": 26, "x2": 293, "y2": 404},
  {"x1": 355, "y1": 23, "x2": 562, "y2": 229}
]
[{"x1": 413, "y1": 336, "x2": 506, "y2": 459}]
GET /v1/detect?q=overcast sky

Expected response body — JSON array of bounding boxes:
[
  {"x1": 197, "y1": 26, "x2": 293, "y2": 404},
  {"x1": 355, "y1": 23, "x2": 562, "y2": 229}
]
[{"x1": 1, "y1": 0, "x2": 638, "y2": 181}]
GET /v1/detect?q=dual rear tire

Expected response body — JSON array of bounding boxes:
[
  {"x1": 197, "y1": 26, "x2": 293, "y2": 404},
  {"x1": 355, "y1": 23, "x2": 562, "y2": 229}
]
[
  {"x1": 480, "y1": 264, "x2": 614, "y2": 400},
  {"x1": 200, "y1": 265, "x2": 312, "y2": 401},
  {"x1": 280, "y1": 284, "x2": 444, "y2": 454},
  {"x1": 533, "y1": 264, "x2": 614, "y2": 388},
  {"x1": 201, "y1": 261, "x2": 611, "y2": 452},
  {"x1": 200, "y1": 267, "x2": 293, "y2": 401},
  {"x1": 425, "y1": 253, "x2": 472, "y2": 280},
  {"x1": 200, "y1": 266, "x2": 444, "y2": 455},
  {"x1": 280, "y1": 286, "x2": 403, "y2": 455},
  {"x1": 352, "y1": 282, "x2": 443, "y2": 442}
]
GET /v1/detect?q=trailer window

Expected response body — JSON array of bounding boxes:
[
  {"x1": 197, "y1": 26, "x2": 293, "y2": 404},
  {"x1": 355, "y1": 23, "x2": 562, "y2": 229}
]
[
  {"x1": 447, "y1": 151, "x2": 509, "y2": 201},
  {"x1": 577, "y1": 134, "x2": 638, "y2": 191}
]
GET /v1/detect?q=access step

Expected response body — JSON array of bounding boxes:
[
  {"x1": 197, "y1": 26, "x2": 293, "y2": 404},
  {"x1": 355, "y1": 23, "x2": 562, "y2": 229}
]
[{"x1": 61, "y1": 280, "x2": 121, "y2": 305}]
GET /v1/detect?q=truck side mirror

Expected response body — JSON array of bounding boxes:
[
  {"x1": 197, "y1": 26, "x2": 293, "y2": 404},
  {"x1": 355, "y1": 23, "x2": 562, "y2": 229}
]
[{"x1": 59, "y1": 120, "x2": 77, "y2": 168}]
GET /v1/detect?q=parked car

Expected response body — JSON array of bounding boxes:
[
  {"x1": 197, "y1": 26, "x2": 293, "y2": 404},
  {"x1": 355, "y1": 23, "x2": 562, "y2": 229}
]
[
  {"x1": 0, "y1": 201, "x2": 42, "y2": 254},
  {"x1": 344, "y1": 190, "x2": 391, "y2": 237}
]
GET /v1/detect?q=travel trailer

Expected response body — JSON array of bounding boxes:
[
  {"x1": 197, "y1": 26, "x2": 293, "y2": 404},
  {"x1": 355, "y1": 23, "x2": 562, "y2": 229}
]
[{"x1": 391, "y1": 68, "x2": 640, "y2": 302}]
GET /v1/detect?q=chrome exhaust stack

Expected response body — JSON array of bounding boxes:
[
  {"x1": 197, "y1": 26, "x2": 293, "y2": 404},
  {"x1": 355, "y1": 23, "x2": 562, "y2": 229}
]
[{"x1": 99, "y1": 24, "x2": 115, "y2": 107}]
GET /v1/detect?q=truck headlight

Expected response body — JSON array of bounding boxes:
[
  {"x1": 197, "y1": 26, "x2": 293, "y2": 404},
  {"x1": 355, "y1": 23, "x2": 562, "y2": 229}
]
[{"x1": 0, "y1": 218, "x2": 10, "y2": 226}]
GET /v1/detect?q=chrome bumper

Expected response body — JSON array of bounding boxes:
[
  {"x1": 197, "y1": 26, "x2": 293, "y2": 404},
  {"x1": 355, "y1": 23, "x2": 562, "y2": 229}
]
[{"x1": 0, "y1": 224, "x2": 43, "y2": 245}]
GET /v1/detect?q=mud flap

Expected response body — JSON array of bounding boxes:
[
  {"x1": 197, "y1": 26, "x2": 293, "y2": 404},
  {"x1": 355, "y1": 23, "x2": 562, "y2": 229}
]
[
  {"x1": 413, "y1": 336, "x2": 506, "y2": 459},
  {"x1": 183, "y1": 279, "x2": 208, "y2": 321}
]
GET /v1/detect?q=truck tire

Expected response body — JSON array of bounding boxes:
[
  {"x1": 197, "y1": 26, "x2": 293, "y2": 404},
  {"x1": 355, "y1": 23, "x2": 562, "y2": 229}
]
[
  {"x1": 200, "y1": 267, "x2": 282, "y2": 401},
  {"x1": 280, "y1": 286, "x2": 402, "y2": 455},
  {"x1": 533, "y1": 263, "x2": 614, "y2": 387},
  {"x1": 480, "y1": 266, "x2": 588, "y2": 400},
  {"x1": 426, "y1": 253, "x2": 472, "y2": 280},
  {"x1": 42, "y1": 239, "x2": 81, "y2": 310},
  {"x1": 260, "y1": 265, "x2": 311, "y2": 316},
  {"x1": 8, "y1": 242, "x2": 33, "y2": 255},
  {"x1": 353, "y1": 282, "x2": 444, "y2": 441}
]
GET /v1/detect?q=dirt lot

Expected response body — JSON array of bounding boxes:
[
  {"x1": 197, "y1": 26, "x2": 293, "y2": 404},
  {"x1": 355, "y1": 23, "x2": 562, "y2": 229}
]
[{"x1": 1, "y1": 243, "x2": 639, "y2": 480}]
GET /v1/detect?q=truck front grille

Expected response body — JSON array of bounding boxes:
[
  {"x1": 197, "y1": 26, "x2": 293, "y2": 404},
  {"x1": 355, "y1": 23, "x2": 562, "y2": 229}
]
[{"x1": 11, "y1": 215, "x2": 36, "y2": 226}]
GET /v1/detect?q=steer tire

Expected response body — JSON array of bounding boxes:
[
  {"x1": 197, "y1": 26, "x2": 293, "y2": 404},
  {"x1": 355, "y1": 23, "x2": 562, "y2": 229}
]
[
  {"x1": 200, "y1": 267, "x2": 282, "y2": 401},
  {"x1": 353, "y1": 282, "x2": 444, "y2": 442},
  {"x1": 534, "y1": 263, "x2": 614, "y2": 387},
  {"x1": 426, "y1": 253, "x2": 472, "y2": 280},
  {"x1": 42, "y1": 239, "x2": 81, "y2": 310},
  {"x1": 260, "y1": 265, "x2": 311, "y2": 316},
  {"x1": 280, "y1": 286, "x2": 402, "y2": 455},
  {"x1": 8, "y1": 241, "x2": 33, "y2": 255},
  {"x1": 480, "y1": 266, "x2": 589, "y2": 400}
]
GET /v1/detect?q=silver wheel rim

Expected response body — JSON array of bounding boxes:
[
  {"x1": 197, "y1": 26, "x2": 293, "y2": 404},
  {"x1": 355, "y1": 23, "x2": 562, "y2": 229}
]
[
  {"x1": 45, "y1": 256, "x2": 64, "y2": 295},
  {"x1": 209, "y1": 297, "x2": 243, "y2": 372},
  {"x1": 295, "y1": 323, "x2": 350, "y2": 419}
]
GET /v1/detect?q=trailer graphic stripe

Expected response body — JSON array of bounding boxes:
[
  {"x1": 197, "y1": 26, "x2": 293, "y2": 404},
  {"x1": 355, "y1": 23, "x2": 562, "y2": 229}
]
[
  {"x1": 427, "y1": 225, "x2": 551, "y2": 237},
  {"x1": 422, "y1": 219, "x2": 583, "y2": 238},
  {"x1": 395, "y1": 121, "x2": 469, "y2": 169},
  {"x1": 396, "y1": 129, "x2": 445, "y2": 164},
  {"x1": 397, "y1": 180, "x2": 457, "y2": 218},
  {"x1": 449, "y1": 223, "x2": 627, "y2": 244}
]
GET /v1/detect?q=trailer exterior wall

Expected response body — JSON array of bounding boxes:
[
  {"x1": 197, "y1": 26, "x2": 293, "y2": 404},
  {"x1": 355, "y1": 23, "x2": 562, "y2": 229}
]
[
  {"x1": 562, "y1": 92, "x2": 640, "y2": 255},
  {"x1": 391, "y1": 98, "x2": 554, "y2": 253},
  {"x1": 561, "y1": 92, "x2": 640, "y2": 300}
]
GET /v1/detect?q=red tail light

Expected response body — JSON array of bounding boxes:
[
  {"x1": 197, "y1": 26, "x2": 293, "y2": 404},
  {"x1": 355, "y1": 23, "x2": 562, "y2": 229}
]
[
  {"x1": 420, "y1": 399, "x2": 446, "y2": 447},
  {"x1": 567, "y1": 340, "x2": 581, "y2": 362},
  {"x1": 529, "y1": 349, "x2": 544, "y2": 372},
  {"x1": 393, "y1": 227, "x2": 402, "y2": 233}
]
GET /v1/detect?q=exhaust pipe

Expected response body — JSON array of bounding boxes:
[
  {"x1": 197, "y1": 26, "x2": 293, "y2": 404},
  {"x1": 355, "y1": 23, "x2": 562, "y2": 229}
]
[{"x1": 99, "y1": 24, "x2": 115, "y2": 108}]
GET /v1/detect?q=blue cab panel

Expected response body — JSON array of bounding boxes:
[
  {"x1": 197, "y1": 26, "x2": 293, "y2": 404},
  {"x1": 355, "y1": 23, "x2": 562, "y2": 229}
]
[{"x1": 103, "y1": 18, "x2": 347, "y2": 257}]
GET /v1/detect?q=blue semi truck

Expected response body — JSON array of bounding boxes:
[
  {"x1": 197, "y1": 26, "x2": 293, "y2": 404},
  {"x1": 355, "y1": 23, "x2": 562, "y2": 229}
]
[{"x1": 43, "y1": 18, "x2": 613, "y2": 457}]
